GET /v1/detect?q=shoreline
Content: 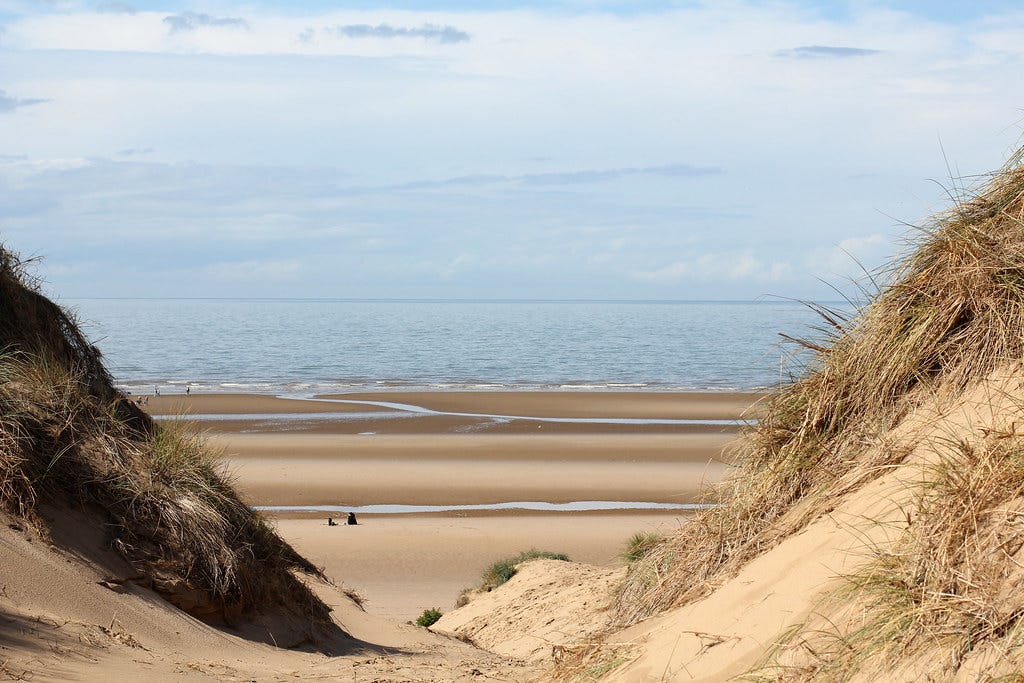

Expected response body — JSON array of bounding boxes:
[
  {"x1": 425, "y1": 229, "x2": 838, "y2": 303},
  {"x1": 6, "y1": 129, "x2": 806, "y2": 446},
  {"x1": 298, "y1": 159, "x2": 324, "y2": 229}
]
[
  {"x1": 144, "y1": 389, "x2": 763, "y2": 435},
  {"x1": 141, "y1": 390, "x2": 753, "y2": 619},
  {"x1": 145, "y1": 389, "x2": 766, "y2": 419}
]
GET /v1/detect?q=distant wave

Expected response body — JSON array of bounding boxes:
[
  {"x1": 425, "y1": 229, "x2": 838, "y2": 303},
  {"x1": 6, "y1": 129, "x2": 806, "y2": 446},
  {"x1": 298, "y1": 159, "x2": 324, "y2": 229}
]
[{"x1": 120, "y1": 379, "x2": 770, "y2": 395}]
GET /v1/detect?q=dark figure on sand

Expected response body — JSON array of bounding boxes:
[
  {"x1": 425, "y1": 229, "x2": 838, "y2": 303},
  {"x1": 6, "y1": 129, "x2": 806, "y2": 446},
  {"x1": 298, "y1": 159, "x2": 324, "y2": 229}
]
[
  {"x1": 347, "y1": 512, "x2": 358, "y2": 525},
  {"x1": 327, "y1": 517, "x2": 338, "y2": 526}
]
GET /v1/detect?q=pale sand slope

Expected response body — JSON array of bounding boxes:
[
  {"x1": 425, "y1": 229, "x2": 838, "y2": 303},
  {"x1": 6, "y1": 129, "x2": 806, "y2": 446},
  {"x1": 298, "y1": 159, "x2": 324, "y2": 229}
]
[
  {"x1": 431, "y1": 558, "x2": 625, "y2": 663},
  {"x1": 0, "y1": 510, "x2": 540, "y2": 682},
  {"x1": 422, "y1": 376, "x2": 1024, "y2": 681}
]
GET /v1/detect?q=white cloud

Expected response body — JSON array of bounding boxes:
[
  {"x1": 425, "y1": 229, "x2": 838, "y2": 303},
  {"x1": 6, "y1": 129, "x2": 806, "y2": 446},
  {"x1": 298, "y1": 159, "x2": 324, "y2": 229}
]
[
  {"x1": 3, "y1": 9, "x2": 479, "y2": 57},
  {"x1": 203, "y1": 259, "x2": 301, "y2": 282},
  {"x1": 0, "y1": 88, "x2": 47, "y2": 112},
  {"x1": 326, "y1": 22, "x2": 470, "y2": 44},
  {"x1": 0, "y1": 155, "x2": 91, "y2": 181},
  {"x1": 635, "y1": 251, "x2": 794, "y2": 285}
]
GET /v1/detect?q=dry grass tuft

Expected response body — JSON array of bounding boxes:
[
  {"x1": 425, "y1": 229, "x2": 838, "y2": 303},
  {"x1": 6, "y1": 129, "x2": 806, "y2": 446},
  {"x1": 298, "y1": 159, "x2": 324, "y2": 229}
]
[
  {"x1": 549, "y1": 640, "x2": 635, "y2": 683},
  {"x1": 758, "y1": 431, "x2": 1024, "y2": 681},
  {"x1": 616, "y1": 149, "x2": 1024, "y2": 625},
  {"x1": 0, "y1": 247, "x2": 151, "y2": 435},
  {"x1": 0, "y1": 352, "x2": 328, "y2": 625}
]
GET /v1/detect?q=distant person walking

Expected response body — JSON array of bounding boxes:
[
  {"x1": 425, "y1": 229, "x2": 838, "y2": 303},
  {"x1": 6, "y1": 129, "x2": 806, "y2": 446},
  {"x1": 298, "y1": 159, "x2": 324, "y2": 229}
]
[
  {"x1": 347, "y1": 512, "x2": 358, "y2": 525},
  {"x1": 186, "y1": 386, "x2": 190, "y2": 395},
  {"x1": 154, "y1": 386, "x2": 160, "y2": 397}
]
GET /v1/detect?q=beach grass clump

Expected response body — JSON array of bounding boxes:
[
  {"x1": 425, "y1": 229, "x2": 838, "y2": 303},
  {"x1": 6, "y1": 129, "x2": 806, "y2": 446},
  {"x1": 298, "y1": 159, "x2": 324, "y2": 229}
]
[
  {"x1": 616, "y1": 148, "x2": 1024, "y2": 625},
  {"x1": 416, "y1": 608, "x2": 443, "y2": 628},
  {"x1": 480, "y1": 549, "x2": 570, "y2": 591},
  {"x1": 0, "y1": 351, "x2": 327, "y2": 624},
  {"x1": 620, "y1": 531, "x2": 664, "y2": 564},
  {"x1": 0, "y1": 247, "x2": 151, "y2": 435},
  {"x1": 0, "y1": 245, "x2": 333, "y2": 634}
]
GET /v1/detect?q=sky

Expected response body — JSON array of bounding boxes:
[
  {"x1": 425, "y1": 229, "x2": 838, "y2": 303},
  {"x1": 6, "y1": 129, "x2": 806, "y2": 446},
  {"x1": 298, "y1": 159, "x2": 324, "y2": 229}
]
[{"x1": 2, "y1": 1, "x2": 1024, "y2": 300}]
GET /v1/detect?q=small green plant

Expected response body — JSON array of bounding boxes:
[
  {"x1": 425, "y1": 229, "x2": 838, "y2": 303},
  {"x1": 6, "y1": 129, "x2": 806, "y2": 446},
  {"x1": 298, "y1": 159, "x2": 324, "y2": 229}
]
[
  {"x1": 621, "y1": 531, "x2": 664, "y2": 564},
  {"x1": 416, "y1": 608, "x2": 443, "y2": 627},
  {"x1": 480, "y1": 549, "x2": 570, "y2": 591}
]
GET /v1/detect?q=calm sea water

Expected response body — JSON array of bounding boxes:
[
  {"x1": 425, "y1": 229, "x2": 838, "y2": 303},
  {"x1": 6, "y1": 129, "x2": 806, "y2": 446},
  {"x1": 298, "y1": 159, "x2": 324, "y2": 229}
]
[{"x1": 64, "y1": 299, "x2": 851, "y2": 394}]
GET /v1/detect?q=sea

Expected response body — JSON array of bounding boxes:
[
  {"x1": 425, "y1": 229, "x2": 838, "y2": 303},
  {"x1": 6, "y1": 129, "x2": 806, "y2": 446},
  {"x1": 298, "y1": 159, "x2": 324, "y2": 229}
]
[{"x1": 63, "y1": 298, "x2": 854, "y2": 395}]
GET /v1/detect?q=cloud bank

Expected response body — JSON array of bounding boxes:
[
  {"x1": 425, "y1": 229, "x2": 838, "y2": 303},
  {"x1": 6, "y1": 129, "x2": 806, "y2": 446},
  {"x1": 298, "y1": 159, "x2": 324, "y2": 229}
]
[
  {"x1": 328, "y1": 23, "x2": 470, "y2": 44},
  {"x1": 0, "y1": 1, "x2": 1021, "y2": 300},
  {"x1": 776, "y1": 45, "x2": 881, "y2": 59},
  {"x1": 0, "y1": 90, "x2": 46, "y2": 113}
]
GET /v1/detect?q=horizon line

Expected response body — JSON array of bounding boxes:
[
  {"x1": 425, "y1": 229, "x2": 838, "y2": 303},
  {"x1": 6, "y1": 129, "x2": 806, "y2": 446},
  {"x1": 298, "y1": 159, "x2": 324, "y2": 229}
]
[{"x1": 60, "y1": 296, "x2": 859, "y2": 305}]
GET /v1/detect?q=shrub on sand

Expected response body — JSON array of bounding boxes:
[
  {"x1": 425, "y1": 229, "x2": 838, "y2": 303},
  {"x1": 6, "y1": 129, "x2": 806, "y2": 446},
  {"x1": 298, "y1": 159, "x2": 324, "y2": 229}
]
[{"x1": 416, "y1": 608, "x2": 443, "y2": 627}]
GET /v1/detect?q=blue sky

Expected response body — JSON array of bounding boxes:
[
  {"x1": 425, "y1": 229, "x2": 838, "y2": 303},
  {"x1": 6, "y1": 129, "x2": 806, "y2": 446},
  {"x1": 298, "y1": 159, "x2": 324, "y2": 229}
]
[{"x1": 2, "y1": 1, "x2": 1023, "y2": 300}]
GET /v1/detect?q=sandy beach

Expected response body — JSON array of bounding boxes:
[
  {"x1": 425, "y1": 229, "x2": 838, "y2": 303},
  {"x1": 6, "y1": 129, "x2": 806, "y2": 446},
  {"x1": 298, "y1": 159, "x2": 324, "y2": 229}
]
[{"x1": 145, "y1": 390, "x2": 759, "y2": 621}]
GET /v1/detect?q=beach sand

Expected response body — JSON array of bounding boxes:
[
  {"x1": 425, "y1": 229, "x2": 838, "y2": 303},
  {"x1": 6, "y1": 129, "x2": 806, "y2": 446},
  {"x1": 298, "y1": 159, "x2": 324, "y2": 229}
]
[
  {"x1": 274, "y1": 513, "x2": 689, "y2": 621},
  {"x1": 144, "y1": 391, "x2": 758, "y2": 621}
]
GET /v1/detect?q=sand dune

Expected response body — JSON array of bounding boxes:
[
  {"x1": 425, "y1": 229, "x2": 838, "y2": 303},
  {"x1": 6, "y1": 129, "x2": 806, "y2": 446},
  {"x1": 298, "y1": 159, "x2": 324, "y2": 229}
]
[
  {"x1": 0, "y1": 508, "x2": 542, "y2": 682},
  {"x1": 2, "y1": 389, "x2": 751, "y2": 680}
]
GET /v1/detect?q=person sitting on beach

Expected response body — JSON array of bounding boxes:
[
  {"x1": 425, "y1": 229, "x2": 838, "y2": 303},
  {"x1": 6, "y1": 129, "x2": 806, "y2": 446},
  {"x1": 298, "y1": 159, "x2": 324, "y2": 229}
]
[
  {"x1": 327, "y1": 517, "x2": 338, "y2": 526},
  {"x1": 347, "y1": 512, "x2": 358, "y2": 525}
]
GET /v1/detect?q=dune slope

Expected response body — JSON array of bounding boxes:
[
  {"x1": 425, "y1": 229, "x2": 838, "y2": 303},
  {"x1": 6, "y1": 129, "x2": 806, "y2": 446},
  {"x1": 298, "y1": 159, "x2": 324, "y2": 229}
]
[
  {"x1": 0, "y1": 248, "x2": 540, "y2": 679},
  {"x1": 429, "y1": 149, "x2": 1024, "y2": 681}
]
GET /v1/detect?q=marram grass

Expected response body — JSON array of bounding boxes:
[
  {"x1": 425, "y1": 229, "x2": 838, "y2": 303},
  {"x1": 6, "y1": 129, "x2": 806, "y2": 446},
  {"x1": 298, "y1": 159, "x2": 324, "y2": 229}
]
[
  {"x1": 616, "y1": 147, "x2": 1024, "y2": 626},
  {"x1": 0, "y1": 246, "x2": 330, "y2": 628}
]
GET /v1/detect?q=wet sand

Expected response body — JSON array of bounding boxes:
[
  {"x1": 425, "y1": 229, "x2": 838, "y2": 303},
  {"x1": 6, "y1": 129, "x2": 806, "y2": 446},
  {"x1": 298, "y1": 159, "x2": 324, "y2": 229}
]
[{"x1": 144, "y1": 391, "x2": 757, "y2": 619}]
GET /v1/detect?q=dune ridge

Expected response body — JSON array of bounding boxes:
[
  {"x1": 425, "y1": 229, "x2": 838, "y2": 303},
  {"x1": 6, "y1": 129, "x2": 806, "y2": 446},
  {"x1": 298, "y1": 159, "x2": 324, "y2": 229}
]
[
  {"x1": 440, "y1": 146, "x2": 1024, "y2": 681},
  {"x1": 0, "y1": 247, "x2": 542, "y2": 680}
]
